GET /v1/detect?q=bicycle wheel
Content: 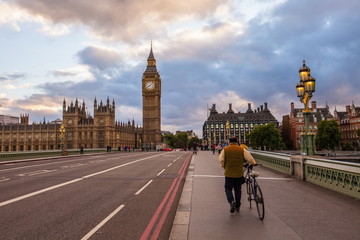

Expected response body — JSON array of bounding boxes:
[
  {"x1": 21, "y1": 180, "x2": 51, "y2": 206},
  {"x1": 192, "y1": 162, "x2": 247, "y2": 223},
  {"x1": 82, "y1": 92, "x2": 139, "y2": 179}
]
[
  {"x1": 245, "y1": 178, "x2": 252, "y2": 209},
  {"x1": 254, "y1": 182, "x2": 265, "y2": 220}
]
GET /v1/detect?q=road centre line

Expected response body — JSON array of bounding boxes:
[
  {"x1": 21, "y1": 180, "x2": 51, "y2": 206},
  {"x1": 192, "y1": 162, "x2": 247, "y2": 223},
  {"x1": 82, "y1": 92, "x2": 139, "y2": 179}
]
[
  {"x1": 167, "y1": 163, "x2": 172, "y2": 167},
  {"x1": 135, "y1": 180, "x2": 153, "y2": 195},
  {"x1": 0, "y1": 156, "x2": 99, "y2": 173},
  {"x1": 81, "y1": 204, "x2": 125, "y2": 240},
  {"x1": 0, "y1": 153, "x2": 168, "y2": 207},
  {"x1": 0, "y1": 152, "x2": 139, "y2": 173},
  {"x1": 0, "y1": 177, "x2": 10, "y2": 182},
  {"x1": 157, "y1": 169, "x2": 165, "y2": 176},
  {"x1": 17, "y1": 169, "x2": 57, "y2": 177}
]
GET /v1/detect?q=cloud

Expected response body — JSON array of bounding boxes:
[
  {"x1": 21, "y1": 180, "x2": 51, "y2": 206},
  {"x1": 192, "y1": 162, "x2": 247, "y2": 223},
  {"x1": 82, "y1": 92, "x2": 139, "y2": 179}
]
[
  {"x1": 77, "y1": 46, "x2": 123, "y2": 70},
  {"x1": 0, "y1": 94, "x2": 63, "y2": 122},
  {"x1": 0, "y1": 72, "x2": 25, "y2": 81},
  {"x1": 2, "y1": 0, "x2": 360, "y2": 139},
  {"x1": 13, "y1": 0, "x2": 226, "y2": 42},
  {"x1": 53, "y1": 70, "x2": 77, "y2": 77}
]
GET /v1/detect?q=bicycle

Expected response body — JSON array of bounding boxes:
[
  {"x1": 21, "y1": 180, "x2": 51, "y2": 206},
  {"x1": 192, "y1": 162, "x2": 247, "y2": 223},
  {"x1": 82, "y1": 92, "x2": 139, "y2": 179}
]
[{"x1": 244, "y1": 163, "x2": 265, "y2": 220}]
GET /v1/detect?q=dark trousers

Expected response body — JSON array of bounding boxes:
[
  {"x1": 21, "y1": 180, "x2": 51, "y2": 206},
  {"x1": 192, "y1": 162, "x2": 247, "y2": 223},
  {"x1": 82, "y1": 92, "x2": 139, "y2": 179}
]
[{"x1": 224, "y1": 177, "x2": 243, "y2": 208}]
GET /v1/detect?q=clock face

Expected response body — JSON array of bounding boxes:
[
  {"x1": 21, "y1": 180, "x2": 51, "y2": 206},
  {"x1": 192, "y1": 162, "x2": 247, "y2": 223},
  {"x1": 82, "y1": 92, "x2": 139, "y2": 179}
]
[{"x1": 145, "y1": 81, "x2": 155, "y2": 90}]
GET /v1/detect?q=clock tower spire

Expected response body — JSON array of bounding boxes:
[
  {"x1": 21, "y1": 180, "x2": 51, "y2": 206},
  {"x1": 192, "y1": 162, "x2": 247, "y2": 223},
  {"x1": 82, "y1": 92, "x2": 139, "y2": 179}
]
[{"x1": 142, "y1": 44, "x2": 161, "y2": 150}]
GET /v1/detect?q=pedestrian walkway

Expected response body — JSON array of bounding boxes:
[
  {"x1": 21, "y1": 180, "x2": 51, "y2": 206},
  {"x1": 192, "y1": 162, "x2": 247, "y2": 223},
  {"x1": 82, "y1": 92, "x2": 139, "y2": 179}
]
[{"x1": 170, "y1": 151, "x2": 360, "y2": 240}]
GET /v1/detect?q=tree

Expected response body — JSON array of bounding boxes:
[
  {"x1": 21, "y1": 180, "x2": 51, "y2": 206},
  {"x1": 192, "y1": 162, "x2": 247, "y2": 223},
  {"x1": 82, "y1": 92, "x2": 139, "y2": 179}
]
[
  {"x1": 187, "y1": 136, "x2": 201, "y2": 148},
  {"x1": 315, "y1": 120, "x2": 340, "y2": 151},
  {"x1": 247, "y1": 123, "x2": 284, "y2": 151},
  {"x1": 175, "y1": 132, "x2": 189, "y2": 148},
  {"x1": 163, "y1": 134, "x2": 176, "y2": 148}
]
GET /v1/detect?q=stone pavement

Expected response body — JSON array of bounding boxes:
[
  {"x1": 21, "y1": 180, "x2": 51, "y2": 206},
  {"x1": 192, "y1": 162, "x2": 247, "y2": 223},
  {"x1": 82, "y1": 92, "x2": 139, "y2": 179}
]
[{"x1": 170, "y1": 151, "x2": 360, "y2": 240}]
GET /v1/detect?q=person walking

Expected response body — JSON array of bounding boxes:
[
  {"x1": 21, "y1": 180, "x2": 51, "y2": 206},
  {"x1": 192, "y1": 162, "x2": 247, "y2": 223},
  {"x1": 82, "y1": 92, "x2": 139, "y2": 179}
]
[
  {"x1": 193, "y1": 143, "x2": 198, "y2": 155},
  {"x1": 217, "y1": 143, "x2": 223, "y2": 154},
  {"x1": 218, "y1": 137, "x2": 256, "y2": 214},
  {"x1": 211, "y1": 144, "x2": 216, "y2": 154}
]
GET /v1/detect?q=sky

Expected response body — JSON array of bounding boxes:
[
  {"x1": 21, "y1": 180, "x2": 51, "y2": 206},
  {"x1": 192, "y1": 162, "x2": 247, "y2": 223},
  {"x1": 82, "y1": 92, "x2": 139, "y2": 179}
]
[{"x1": 0, "y1": 0, "x2": 359, "y2": 137}]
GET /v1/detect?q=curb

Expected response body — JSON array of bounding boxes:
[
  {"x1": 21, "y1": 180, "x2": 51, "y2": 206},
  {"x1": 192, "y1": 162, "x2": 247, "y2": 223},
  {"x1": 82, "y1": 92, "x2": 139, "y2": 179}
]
[{"x1": 169, "y1": 154, "x2": 195, "y2": 240}]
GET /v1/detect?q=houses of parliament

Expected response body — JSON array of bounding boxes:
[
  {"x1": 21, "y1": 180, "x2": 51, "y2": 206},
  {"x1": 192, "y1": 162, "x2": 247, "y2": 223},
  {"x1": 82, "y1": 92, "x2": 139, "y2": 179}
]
[{"x1": 0, "y1": 46, "x2": 162, "y2": 152}]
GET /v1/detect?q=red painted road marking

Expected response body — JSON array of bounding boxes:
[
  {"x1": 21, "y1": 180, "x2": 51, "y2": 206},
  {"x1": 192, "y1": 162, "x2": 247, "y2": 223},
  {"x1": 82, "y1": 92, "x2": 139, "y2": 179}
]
[
  {"x1": 140, "y1": 153, "x2": 192, "y2": 240},
  {"x1": 151, "y1": 155, "x2": 191, "y2": 240}
]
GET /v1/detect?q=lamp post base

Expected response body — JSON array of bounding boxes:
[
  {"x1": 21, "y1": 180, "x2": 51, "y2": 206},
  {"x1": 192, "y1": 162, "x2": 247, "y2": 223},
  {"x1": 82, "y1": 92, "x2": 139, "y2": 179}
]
[{"x1": 300, "y1": 133, "x2": 316, "y2": 155}]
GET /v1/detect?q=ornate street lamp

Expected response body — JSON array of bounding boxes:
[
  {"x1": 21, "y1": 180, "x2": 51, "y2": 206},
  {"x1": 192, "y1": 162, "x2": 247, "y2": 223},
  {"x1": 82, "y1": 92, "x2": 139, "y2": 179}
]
[
  {"x1": 296, "y1": 60, "x2": 316, "y2": 155},
  {"x1": 225, "y1": 120, "x2": 230, "y2": 143},
  {"x1": 59, "y1": 125, "x2": 68, "y2": 156}
]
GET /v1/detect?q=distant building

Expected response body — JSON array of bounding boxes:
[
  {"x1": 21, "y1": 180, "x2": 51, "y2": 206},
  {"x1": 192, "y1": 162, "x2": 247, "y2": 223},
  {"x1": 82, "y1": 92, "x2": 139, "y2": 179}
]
[
  {"x1": 161, "y1": 131, "x2": 173, "y2": 136},
  {"x1": 334, "y1": 102, "x2": 360, "y2": 148},
  {"x1": 0, "y1": 114, "x2": 19, "y2": 125},
  {"x1": 280, "y1": 115, "x2": 292, "y2": 149},
  {"x1": 289, "y1": 101, "x2": 333, "y2": 149},
  {"x1": 0, "y1": 98, "x2": 142, "y2": 152},
  {"x1": 176, "y1": 130, "x2": 196, "y2": 139},
  {"x1": 202, "y1": 102, "x2": 278, "y2": 145}
]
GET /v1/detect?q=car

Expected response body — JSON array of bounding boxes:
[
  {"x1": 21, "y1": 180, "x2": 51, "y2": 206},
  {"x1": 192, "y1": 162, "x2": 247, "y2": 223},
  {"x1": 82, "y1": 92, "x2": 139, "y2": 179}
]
[{"x1": 162, "y1": 148, "x2": 173, "y2": 151}]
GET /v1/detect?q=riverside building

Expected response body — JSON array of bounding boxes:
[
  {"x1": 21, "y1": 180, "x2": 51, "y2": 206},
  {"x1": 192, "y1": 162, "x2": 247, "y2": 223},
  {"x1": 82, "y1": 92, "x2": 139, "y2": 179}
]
[{"x1": 202, "y1": 103, "x2": 278, "y2": 145}]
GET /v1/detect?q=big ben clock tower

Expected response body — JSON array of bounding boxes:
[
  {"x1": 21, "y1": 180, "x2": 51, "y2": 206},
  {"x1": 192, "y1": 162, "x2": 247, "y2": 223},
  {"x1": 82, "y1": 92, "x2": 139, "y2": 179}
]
[{"x1": 142, "y1": 44, "x2": 161, "y2": 149}]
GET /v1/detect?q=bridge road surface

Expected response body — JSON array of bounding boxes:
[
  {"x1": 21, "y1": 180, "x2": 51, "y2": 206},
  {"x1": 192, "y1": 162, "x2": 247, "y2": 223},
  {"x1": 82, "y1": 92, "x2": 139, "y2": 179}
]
[
  {"x1": 182, "y1": 151, "x2": 360, "y2": 240},
  {"x1": 0, "y1": 151, "x2": 192, "y2": 240}
]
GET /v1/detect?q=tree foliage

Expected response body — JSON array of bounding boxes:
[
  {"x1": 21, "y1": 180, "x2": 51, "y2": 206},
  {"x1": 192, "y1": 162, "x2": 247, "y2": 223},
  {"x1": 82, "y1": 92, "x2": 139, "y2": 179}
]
[
  {"x1": 163, "y1": 134, "x2": 177, "y2": 148},
  {"x1": 315, "y1": 120, "x2": 340, "y2": 151},
  {"x1": 187, "y1": 136, "x2": 201, "y2": 147},
  {"x1": 247, "y1": 123, "x2": 284, "y2": 150},
  {"x1": 163, "y1": 133, "x2": 201, "y2": 149}
]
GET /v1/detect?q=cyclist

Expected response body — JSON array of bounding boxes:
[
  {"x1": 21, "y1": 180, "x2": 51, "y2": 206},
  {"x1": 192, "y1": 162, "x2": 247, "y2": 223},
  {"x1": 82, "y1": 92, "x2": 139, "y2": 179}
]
[{"x1": 218, "y1": 137, "x2": 256, "y2": 214}]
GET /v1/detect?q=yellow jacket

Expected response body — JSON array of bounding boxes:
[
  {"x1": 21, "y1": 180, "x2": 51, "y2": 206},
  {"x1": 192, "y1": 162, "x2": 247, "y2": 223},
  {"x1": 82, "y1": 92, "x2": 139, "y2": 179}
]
[{"x1": 218, "y1": 143, "x2": 256, "y2": 177}]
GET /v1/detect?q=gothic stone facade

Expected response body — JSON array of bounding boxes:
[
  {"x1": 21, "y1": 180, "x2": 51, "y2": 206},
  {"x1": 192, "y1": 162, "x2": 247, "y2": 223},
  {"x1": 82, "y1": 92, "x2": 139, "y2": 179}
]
[
  {"x1": 142, "y1": 45, "x2": 162, "y2": 149},
  {"x1": 0, "y1": 98, "x2": 142, "y2": 152},
  {"x1": 62, "y1": 98, "x2": 142, "y2": 150},
  {"x1": 203, "y1": 102, "x2": 278, "y2": 145}
]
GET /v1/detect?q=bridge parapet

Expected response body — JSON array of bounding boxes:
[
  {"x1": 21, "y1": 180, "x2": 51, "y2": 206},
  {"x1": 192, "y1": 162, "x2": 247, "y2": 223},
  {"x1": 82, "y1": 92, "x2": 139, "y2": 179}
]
[
  {"x1": 304, "y1": 157, "x2": 360, "y2": 199},
  {"x1": 250, "y1": 150, "x2": 360, "y2": 200}
]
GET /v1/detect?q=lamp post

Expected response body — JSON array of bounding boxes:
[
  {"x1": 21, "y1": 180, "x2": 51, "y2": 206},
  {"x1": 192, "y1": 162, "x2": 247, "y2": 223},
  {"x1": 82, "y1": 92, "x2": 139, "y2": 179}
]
[
  {"x1": 59, "y1": 125, "x2": 68, "y2": 156},
  {"x1": 296, "y1": 60, "x2": 316, "y2": 155},
  {"x1": 117, "y1": 133, "x2": 120, "y2": 151},
  {"x1": 225, "y1": 120, "x2": 230, "y2": 143}
]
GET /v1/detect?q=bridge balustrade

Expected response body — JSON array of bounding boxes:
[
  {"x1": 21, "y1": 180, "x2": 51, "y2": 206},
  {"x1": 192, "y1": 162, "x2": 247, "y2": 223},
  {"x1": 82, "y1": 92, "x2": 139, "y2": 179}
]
[{"x1": 250, "y1": 150, "x2": 360, "y2": 200}]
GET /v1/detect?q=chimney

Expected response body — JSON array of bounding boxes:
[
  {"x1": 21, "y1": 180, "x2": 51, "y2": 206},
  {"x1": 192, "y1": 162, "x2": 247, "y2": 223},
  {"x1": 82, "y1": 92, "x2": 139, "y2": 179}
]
[
  {"x1": 346, "y1": 105, "x2": 351, "y2": 114},
  {"x1": 291, "y1": 102, "x2": 294, "y2": 111},
  {"x1": 227, "y1": 103, "x2": 234, "y2": 114},
  {"x1": 246, "y1": 103, "x2": 254, "y2": 113},
  {"x1": 210, "y1": 104, "x2": 218, "y2": 115},
  {"x1": 260, "y1": 105, "x2": 263, "y2": 112},
  {"x1": 264, "y1": 102, "x2": 268, "y2": 110},
  {"x1": 311, "y1": 101, "x2": 316, "y2": 110}
]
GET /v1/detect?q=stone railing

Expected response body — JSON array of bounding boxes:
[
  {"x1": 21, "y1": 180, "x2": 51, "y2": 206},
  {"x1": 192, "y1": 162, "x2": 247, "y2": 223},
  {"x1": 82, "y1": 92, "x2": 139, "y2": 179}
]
[
  {"x1": 304, "y1": 157, "x2": 360, "y2": 200},
  {"x1": 250, "y1": 149, "x2": 360, "y2": 200},
  {"x1": 250, "y1": 150, "x2": 291, "y2": 175}
]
